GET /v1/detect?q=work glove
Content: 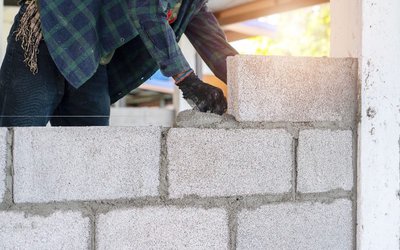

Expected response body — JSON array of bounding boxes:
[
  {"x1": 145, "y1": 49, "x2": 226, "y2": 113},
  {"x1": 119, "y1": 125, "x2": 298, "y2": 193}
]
[{"x1": 177, "y1": 72, "x2": 227, "y2": 115}]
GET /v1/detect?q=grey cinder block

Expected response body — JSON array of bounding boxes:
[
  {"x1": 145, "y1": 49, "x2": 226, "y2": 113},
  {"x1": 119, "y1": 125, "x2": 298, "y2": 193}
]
[
  {"x1": 0, "y1": 211, "x2": 90, "y2": 249},
  {"x1": 97, "y1": 207, "x2": 228, "y2": 250},
  {"x1": 237, "y1": 199, "x2": 353, "y2": 250},
  {"x1": 167, "y1": 128, "x2": 293, "y2": 198},
  {"x1": 227, "y1": 55, "x2": 358, "y2": 124},
  {"x1": 13, "y1": 127, "x2": 161, "y2": 203},
  {"x1": 298, "y1": 130, "x2": 353, "y2": 193},
  {"x1": 0, "y1": 129, "x2": 6, "y2": 203}
]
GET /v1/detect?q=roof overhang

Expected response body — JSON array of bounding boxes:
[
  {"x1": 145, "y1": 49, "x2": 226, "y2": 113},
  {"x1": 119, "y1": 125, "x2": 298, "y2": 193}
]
[
  {"x1": 4, "y1": 0, "x2": 17, "y2": 5},
  {"x1": 209, "y1": 0, "x2": 329, "y2": 41},
  {"x1": 211, "y1": 0, "x2": 329, "y2": 26},
  {"x1": 5, "y1": 0, "x2": 329, "y2": 24},
  {"x1": 3, "y1": 0, "x2": 330, "y2": 42}
]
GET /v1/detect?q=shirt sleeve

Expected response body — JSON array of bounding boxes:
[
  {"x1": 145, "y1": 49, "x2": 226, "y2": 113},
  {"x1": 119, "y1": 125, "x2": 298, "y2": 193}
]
[
  {"x1": 130, "y1": 0, "x2": 191, "y2": 77},
  {"x1": 184, "y1": 4, "x2": 239, "y2": 84}
]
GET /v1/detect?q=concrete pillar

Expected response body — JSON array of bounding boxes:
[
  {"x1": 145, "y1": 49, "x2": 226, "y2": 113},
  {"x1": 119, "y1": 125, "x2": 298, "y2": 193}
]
[
  {"x1": 357, "y1": 1, "x2": 400, "y2": 248},
  {"x1": 330, "y1": 0, "x2": 361, "y2": 57},
  {"x1": 332, "y1": 0, "x2": 400, "y2": 249}
]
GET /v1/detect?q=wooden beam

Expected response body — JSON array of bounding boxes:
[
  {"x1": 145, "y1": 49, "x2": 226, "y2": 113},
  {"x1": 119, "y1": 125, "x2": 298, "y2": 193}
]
[
  {"x1": 4, "y1": 0, "x2": 18, "y2": 6},
  {"x1": 215, "y1": 0, "x2": 330, "y2": 26},
  {"x1": 224, "y1": 30, "x2": 254, "y2": 42}
]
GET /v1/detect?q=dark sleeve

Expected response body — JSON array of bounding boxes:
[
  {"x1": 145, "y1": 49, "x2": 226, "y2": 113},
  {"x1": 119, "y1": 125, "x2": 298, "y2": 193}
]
[
  {"x1": 184, "y1": 4, "x2": 239, "y2": 84},
  {"x1": 130, "y1": 0, "x2": 192, "y2": 77}
]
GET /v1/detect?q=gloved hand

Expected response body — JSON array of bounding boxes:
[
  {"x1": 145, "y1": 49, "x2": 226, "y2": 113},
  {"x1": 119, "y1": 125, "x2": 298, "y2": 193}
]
[{"x1": 177, "y1": 72, "x2": 227, "y2": 115}]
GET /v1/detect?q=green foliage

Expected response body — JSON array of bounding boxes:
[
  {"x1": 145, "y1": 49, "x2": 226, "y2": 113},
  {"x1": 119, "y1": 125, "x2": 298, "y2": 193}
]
[{"x1": 234, "y1": 4, "x2": 330, "y2": 57}]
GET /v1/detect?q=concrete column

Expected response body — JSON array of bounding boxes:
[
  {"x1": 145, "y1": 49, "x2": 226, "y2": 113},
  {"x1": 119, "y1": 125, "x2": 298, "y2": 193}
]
[
  {"x1": 357, "y1": 1, "x2": 400, "y2": 248},
  {"x1": 332, "y1": 0, "x2": 400, "y2": 249},
  {"x1": 330, "y1": 0, "x2": 361, "y2": 57}
]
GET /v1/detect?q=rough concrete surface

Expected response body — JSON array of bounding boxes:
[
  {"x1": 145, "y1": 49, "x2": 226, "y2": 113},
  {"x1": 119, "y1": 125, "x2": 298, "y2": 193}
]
[
  {"x1": 0, "y1": 129, "x2": 6, "y2": 203},
  {"x1": 298, "y1": 130, "x2": 353, "y2": 193},
  {"x1": 227, "y1": 55, "x2": 358, "y2": 124},
  {"x1": 167, "y1": 128, "x2": 293, "y2": 198},
  {"x1": 237, "y1": 199, "x2": 353, "y2": 250},
  {"x1": 110, "y1": 107, "x2": 175, "y2": 127},
  {"x1": 97, "y1": 207, "x2": 228, "y2": 250},
  {"x1": 0, "y1": 211, "x2": 90, "y2": 249},
  {"x1": 175, "y1": 110, "x2": 239, "y2": 129},
  {"x1": 13, "y1": 127, "x2": 161, "y2": 203}
]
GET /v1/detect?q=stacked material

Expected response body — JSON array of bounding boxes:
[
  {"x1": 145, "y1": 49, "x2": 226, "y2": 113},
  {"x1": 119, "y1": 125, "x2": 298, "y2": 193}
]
[{"x1": 0, "y1": 55, "x2": 357, "y2": 249}]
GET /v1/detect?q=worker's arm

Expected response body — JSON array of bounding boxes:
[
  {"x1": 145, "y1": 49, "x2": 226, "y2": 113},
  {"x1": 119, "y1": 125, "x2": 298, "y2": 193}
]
[
  {"x1": 130, "y1": 0, "x2": 227, "y2": 115},
  {"x1": 130, "y1": 0, "x2": 191, "y2": 77},
  {"x1": 184, "y1": 4, "x2": 239, "y2": 84}
]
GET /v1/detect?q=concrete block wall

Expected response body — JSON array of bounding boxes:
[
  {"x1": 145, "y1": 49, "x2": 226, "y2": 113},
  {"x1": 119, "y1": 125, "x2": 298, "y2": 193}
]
[{"x1": 0, "y1": 55, "x2": 358, "y2": 249}]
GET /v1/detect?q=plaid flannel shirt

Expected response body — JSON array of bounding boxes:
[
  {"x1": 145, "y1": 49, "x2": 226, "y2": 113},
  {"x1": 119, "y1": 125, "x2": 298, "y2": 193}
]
[{"x1": 37, "y1": 0, "x2": 238, "y2": 103}]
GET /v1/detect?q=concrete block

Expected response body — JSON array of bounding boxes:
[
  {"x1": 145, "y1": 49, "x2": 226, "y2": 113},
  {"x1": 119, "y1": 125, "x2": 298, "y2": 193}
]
[
  {"x1": 13, "y1": 127, "x2": 161, "y2": 203},
  {"x1": 0, "y1": 128, "x2": 6, "y2": 203},
  {"x1": 167, "y1": 128, "x2": 293, "y2": 198},
  {"x1": 298, "y1": 130, "x2": 353, "y2": 193},
  {"x1": 227, "y1": 55, "x2": 358, "y2": 124},
  {"x1": 237, "y1": 199, "x2": 353, "y2": 250},
  {"x1": 97, "y1": 207, "x2": 228, "y2": 250},
  {"x1": 0, "y1": 211, "x2": 89, "y2": 249}
]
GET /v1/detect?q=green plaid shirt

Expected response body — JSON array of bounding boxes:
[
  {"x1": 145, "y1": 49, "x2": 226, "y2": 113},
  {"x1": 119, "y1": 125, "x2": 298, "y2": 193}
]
[{"x1": 38, "y1": 0, "x2": 238, "y2": 102}]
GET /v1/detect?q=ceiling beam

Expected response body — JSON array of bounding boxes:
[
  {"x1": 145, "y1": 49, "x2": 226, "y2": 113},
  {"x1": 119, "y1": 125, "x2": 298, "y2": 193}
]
[
  {"x1": 4, "y1": 0, "x2": 18, "y2": 6},
  {"x1": 224, "y1": 30, "x2": 255, "y2": 42},
  {"x1": 215, "y1": 0, "x2": 330, "y2": 26}
]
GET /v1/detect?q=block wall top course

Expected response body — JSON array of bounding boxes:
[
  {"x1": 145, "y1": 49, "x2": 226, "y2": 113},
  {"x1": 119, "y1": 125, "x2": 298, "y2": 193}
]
[
  {"x1": 13, "y1": 127, "x2": 161, "y2": 203},
  {"x1": 167, "y1": 128, "x2": 293, "y2": 198},
  {"x1": 227, "y1": 55, "x2": 358, "y2": 125}
]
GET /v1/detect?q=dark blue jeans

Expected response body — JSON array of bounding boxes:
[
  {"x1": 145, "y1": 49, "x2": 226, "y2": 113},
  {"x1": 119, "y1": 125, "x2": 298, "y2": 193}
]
[{"x1": 0, "y1": 6, "x2": 110, "y2": 127}]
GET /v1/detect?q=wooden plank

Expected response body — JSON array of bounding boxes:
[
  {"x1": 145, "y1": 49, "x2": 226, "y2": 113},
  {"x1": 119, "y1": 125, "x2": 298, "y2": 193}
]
[
  {"x1": 4, "y1": 0, "x2": 18, "y2": 6},
  {"x1": 224, "y1": 30, "x2": 254, "y2": 42},
  {"x1": 215, "y1": 0, "x2": 330, "y2": 26}
]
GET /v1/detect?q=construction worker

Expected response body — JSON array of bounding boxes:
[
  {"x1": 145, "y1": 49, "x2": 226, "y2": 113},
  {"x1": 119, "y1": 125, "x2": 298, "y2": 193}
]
[{"x1": 0, "y1": 0, "x2": 238, "y2": 126}]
